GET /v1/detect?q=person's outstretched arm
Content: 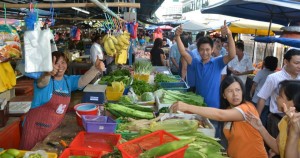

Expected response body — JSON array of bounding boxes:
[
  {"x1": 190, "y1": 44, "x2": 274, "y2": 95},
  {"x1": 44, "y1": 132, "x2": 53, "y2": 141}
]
[
  {"x1": 174, "y1": 26, "x2": 192, "y2": 64},
  {"x1": 222, "y1": 20, "x2": 236, "y2": 64}
]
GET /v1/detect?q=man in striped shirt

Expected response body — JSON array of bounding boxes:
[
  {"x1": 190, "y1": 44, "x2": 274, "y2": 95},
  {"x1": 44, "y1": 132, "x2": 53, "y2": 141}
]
[{"x1": 256, "y1": 48, "x2": 300, "y2": 139}]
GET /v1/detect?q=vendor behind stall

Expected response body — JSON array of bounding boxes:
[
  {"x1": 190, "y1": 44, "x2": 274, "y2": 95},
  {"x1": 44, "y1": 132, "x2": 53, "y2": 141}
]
[{"x1": 20, "y1": 51, "x2": 105, "y2": 150}]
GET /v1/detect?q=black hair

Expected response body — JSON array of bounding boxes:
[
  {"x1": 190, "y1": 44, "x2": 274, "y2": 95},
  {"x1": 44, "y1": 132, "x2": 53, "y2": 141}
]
[
  {"x1": 235, "y1": 41, "x2": 244, "y2": 51},
  {"x1": 279, "y1": 80, "x2": 300, "y2": 112},
  {"x1": 220, "y1": 76, "x2": 246, "y2": 110},
  {"x1": 153, "y1": 38, "x2": 163, "y2": 49},
  {"x1": 196, "y1": 37, "x2": 213, "y2": 50},
  {"x1": 196, "y1": 32, "x2": 205, "y2": 41},
  {"x1": 180, "y1": 35, "x2": 189, "y2": 48},
  {"x1": 264, "y1": 56, "x2": 278, "y2": 71},
  {"x1": 162, "y1": 37, "x2": 167, "y2": 41},
  {"x1": 284, "y1": 49, "x2": 300, "y2": 62},
  {"x1": 92, "y1": 34, "x2": 101, "y2": 43},
  {"x1": 52, "y1": 51, "x2": 69, "y2": 63}
]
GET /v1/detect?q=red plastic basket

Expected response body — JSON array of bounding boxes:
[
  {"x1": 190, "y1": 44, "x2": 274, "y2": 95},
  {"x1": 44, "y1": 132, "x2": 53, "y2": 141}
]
[
  {"x1": 117, "y1": 130, "x2": 188, "y2": 158},
  {"x1": 69, "y1": 131, "x2": 121, "y2": 151},
  {"x1": 59, "y1": 148, "x2": 110, "y2": 158}
]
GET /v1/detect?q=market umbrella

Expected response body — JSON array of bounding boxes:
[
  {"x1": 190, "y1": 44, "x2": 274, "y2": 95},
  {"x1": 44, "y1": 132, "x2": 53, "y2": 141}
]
[
  {"x1": 201, "y1": 0, "x2": 300, "y2": 58},
  {"x1": 181, "y1": 20, "x2": 212, "y2": 32},
  {"x1": 201, "y1": 0, "x2": 300, "y2": 26},
  {"x1": 254, "y1": 36, "x2": 300, "y2": 48}
]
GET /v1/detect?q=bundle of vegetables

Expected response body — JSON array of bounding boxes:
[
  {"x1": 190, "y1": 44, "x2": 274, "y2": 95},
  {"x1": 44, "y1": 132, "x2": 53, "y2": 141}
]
[
  {"x1": 132, "y1": 79, "x2": 156, "y2": 96},
  {"x1": 110, "y1": 69, "x2": 131, "y2": 76},
  {"x1": 105, "y1": 103, "x2": 154, "y2": 119},
  {"x1": 159, "y1": 90, "x2": 206, "y2": 106},
  {"x1": 133, "y1": 60, "x2": 153, "y2": 75},
  {"x1": 140, "y1": 119, "x2": 226, "y2": 158},
  {"x1": 98, "y1": 75, "x2": 132, "y2": 87},
  {"x1": 154, "y1": 73, "x2": 179, "y2": 83}
]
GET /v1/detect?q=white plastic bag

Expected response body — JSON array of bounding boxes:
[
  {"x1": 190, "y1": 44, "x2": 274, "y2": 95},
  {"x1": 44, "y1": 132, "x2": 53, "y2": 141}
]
[{"x1": 24, "y1": 24, "x2": 54, "y2": 73}]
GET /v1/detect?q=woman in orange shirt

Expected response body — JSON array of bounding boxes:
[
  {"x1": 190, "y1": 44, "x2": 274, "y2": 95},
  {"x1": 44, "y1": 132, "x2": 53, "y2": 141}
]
[{"x1": 170, "y1": 76, "x2": 267, "y2": 158}]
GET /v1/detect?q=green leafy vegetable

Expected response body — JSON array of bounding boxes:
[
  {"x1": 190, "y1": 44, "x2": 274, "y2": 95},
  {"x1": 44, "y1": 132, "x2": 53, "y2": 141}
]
[
  {"x1": 133, "y1": 61, "x2": 153, "y2": 75},
  {"x1": 132, "y1": 79, "x2": 156, "y2": 96},
  {"x1": 154, "y1": 73, "x2": 179, "y2": 83},
  {"x1": 141, "y1": 92, "x2": 154, "y2": 102}
]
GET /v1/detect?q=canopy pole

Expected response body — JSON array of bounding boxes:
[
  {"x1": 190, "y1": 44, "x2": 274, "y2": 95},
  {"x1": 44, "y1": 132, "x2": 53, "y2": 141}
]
[
  {"x1": 252, "y1": 29, "x2": 257, "y2": 63},
  {"x1": 89, "y1": 0, "x2": 125, "y2": 22},
  {"x1": 0, "y1": 2, "x2": 140, "y2": 8},
  {"x1": 263, "y1": 17, "x2": 273, "y2": 58}
]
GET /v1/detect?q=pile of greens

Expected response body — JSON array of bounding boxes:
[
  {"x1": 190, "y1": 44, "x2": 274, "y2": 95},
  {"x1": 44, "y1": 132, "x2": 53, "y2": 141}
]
[
  {"x1": 133, "y1": 61, "x2": 153, "y2": 74},
  {"x1": 132, "y1": 79, "x2": 156, "y2": 96},
  {"x1": 98, "y1": 69, "x2": 132, "y2": 86},
  {"x1": 160, "y1": 90, "x2": 206, "y2": 106},
  {"x1": 154, "y1": 73, "x2": 179, "y2": 83}
]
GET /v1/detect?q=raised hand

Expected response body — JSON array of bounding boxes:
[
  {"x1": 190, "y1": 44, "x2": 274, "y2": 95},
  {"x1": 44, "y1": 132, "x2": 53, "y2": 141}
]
[
  {"x1": 95, "y1": 56, "x2": 105, "y2": 72},
  {"x1": 246, "y1": 112, "x2": 263, "y2": 131},
  {"x1": 288, "y1": 112, "x2": 300, "y2": 134},
  {"x1": 283, "y1": 103, "x2": 296, "y2": 118},
  {"x1": 221, "y1": 20, "x2": 231, "y2": 37},
  {"x1": 175, "y1": 25, "x2": 183, "y2": 37},
  {"x1": 49, "y1": 56, "x2": 59, "y2": 76}
]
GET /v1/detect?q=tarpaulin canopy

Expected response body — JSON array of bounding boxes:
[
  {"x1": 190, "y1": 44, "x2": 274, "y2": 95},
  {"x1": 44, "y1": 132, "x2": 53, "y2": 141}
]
[
  {"x1": 182, "y1": 20, "x2": 212, "y2": 32},
  {"x1": 254, "y1": 36, "x2": 300, "y2": 48},
  {"x1": 201, "y1": 0, "x2": 300, "y2": 26}
]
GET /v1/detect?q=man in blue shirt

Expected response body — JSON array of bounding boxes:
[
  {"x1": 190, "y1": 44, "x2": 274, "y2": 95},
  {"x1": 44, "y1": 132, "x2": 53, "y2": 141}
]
[{"x1": 174, "y1": 22, "x2": 236, "y2": 137}]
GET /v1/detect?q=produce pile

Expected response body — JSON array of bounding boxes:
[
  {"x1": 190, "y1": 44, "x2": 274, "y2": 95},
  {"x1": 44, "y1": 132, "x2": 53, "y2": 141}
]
[
  {"x1": 98, "y1": 69, "x2": 132, "y2": 87},
  {"x1": 156, "y1": 89, "x2": 206, "y2": 106},
  {"x1": 105, "y1": 103, "x2": 155, "y2": 119},
  {"x1": 131, "y1": 79, "x2": 156, "y2": 96},
  {"x1": 133, "y1": 60, "x2": 153, "y2": 75},
  {"x1": 102, "y1": 31, "x2": 130, "y2": 64},
  {"x1": 154, "y1": 73, "x2": 180, "y2": 83}
]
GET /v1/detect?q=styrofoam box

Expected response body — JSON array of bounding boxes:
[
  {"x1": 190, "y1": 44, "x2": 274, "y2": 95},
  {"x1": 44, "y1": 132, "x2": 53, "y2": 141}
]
[{"x1": 160, "y1": 113, "x2": 216, "y2": 138}]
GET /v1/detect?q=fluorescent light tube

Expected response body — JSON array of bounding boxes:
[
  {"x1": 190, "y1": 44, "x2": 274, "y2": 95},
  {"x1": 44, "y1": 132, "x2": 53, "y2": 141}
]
[{"x1": 71, "y1": 7, "x2": 90, "y2": 14}]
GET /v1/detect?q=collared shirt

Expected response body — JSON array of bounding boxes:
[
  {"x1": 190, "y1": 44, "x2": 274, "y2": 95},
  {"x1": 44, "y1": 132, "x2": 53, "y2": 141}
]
[
  {"x1": 252, "y1": 68, "x2": 275, "y2": 105},
  {"x1": 257, "y1": 67, "x2": 300, "y2": 113},
  {"x1": 191, "y1": 57, "x2": 226, "y2": 108},
  {"x1": 228, "y1": 53, "x2": 254, "y2": 84}
]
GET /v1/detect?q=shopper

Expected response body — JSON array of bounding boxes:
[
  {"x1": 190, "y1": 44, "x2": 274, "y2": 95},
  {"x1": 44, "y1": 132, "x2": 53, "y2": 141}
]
[
  {"x1": 20, "y1": 51, "x2": 105, "y2": 150},
  {"x1": 150, "y1": 38, "x2": 165, "y2": 66},
  {"x1": 170, "y1": 76, "x2": 267, "y2": 158},
  {"x1": 256, "y1": 48, "x2": 300, "y2": 139},
  {"x1": 246, "y1": 80, "x2": 300, "y2": 158},
  {"x1": 250, "y1": 56, "x2": 278, "y2": 127},
  {"x1": 90, "y1": 34, "x2": 104, "y2": 64}
]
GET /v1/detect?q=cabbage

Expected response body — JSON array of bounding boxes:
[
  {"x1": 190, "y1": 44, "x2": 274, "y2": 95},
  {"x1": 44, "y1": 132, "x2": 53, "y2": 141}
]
[{"x1": 141, "y1": 92, "x2": 154, "y2": 102}]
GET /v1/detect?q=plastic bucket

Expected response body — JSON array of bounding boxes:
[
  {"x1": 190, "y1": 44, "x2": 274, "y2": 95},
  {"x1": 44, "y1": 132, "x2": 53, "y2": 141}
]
[{"x1": 74, "y1": 103, "x2": 99, "y2": 127}]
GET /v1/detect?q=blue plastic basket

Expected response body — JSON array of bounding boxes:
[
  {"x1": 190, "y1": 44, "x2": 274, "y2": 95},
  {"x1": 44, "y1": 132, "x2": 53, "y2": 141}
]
[
  {"x1": 82, "y1": 115, "x2": 117, "y2": 133},
  {"x1": 159, "y1": 82, "x2": 189, "y2": 92}
]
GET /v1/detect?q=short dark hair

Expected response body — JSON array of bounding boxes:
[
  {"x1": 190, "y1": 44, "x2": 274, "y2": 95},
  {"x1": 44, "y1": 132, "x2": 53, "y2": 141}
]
[
  {"x1": 220, "y1": 76, "x2": 246, "y2": 110},
  {"x1": 279, "y1": 80, "x2": 300, "y2": 112},
  {"x1": 196, "y1": 32, "x2": 205, "y2": 41},
  {"x1": 92, "y1": 34, "x2": 101, "y2": 43},
  {"x1": 162, "y1": 37, "x2": 167, "y2": 41},
  {"x1": 197, "y1": 37, "x2": 213, "y2": 50},
  {"x1": 264, "y1": 56, "x2": 278, "y2": 71},
  {"x1": 52, "y1": 51, "x2": 69, "y2": 63},
  {"x1": 180, "y1": 35, "x2": 189, "y2": 48},
  {"x1": 235, "y1": 41, "x2": 244, "y2": 51},
  {"x1": 284, "y1": 48, "x2": 300, "y2": 61},
  {"x1": 153, "y1": 38, "x2": 163, "y2": 49}
]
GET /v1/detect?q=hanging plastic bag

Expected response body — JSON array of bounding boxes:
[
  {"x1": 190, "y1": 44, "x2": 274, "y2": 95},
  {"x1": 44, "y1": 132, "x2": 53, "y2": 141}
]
[
  {"x1": 0, "y1": 25, "x2": 22, "y2": 62},
  {"x1": 24, "y1": 23, "x2": 54, "y2": 73}
]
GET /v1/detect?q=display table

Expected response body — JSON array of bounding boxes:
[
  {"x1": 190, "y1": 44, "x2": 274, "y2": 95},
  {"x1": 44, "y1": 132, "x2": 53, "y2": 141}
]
[{"x1": 67, "y1": 62, "x2": 93, "y2": 75}]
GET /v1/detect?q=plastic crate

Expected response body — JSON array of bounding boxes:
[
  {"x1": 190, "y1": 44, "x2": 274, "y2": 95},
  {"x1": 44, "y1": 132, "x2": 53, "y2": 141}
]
[
  {"x1": 158, "y1": 82, "x2": 189, "y2": 92},
  {"x1": 59, "y1": 148, "x2": 108, "y2": 158},
  {"x1": 105, "y1": 87, "x2": 124, "y2": 101},
  {"x1": 0, "y1": 150, "x2": 57, "y2": 158},
  {"x1": 82, "y1": 115, "x2": 117, "y2": 133},
  {"x1": 133, "y1": 74, "x2": 150, "y2": 82},
  {"x1": 69, "y1": 131, "x2": 121, "y2": 151},
  {"x1": 117, "y1": 130, "x2": 188, "y2": 158}
]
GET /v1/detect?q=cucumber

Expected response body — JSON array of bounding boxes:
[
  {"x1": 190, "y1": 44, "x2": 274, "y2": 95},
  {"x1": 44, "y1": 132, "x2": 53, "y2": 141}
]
[
  {"x1": 107, "y1": 103, "x2": 154, "y2": 119},
  {"x1": 124, "y1": 104, "x2": 153, "y2": 112}
]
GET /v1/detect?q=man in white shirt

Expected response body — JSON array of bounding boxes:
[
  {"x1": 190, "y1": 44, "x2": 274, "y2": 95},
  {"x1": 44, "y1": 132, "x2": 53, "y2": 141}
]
[
  {"x1": 90, "y1": 34, "x2": 104, "y2": 64},
  {"x1": 256, "y1": 48, "x2": 300, "y2": 138},
  {"x1": 228, "y1": 40, "x2": 254, "y2": 84}
]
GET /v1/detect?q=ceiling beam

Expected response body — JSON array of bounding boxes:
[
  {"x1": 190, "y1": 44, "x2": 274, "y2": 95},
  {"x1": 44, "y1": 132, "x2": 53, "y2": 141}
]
[{"x1": 0, "y1": 2, "x2": 140, "y2": 9}]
